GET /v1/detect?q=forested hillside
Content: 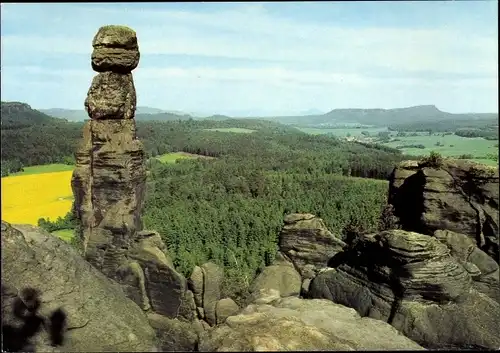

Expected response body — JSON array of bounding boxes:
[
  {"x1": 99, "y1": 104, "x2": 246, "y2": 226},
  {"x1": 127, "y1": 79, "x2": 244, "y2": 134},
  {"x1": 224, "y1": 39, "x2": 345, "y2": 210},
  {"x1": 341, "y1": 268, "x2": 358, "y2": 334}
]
[
  {"x1": 1, "y1": 102, "x2": 82, "y2": 174},
  {"x1": 1, "y1": 102, "x2": 409, "y2": 179}
]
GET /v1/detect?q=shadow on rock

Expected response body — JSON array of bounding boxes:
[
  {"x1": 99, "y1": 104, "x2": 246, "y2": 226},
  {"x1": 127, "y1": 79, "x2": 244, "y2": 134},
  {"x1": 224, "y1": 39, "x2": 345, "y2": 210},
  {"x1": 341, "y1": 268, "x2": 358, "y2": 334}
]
[
  {"x1": 390, "y1": 169, "x2": 427, "y2": 234},
  {"x1": 2, "y1": 287, "x2": 67, "y2": 352}
]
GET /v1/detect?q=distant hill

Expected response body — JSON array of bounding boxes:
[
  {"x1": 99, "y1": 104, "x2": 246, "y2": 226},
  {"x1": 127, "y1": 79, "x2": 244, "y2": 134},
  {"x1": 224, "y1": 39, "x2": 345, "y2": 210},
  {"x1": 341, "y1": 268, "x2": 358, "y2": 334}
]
[
  {"x1": 1, "y1": 101, "x2": 83, "y2": 169},
  {"x1": 39, "y1": 106, "x2": 184, "y2": 121},
  {"x1": 38, "y1": 108, "x2": 88, "y2": 122},
  {"x1": 1, "y1": 101, "x2": 67, "y2": 129},
  {"x1": 29, "y1": 104, "x2": 499, "y2": 127},
  {"x1": 259, "y1": 105, "x2": 498, "y2": 127},
  {"x1": 135, "y1": 111, "x2": 193, "y2": 122}
]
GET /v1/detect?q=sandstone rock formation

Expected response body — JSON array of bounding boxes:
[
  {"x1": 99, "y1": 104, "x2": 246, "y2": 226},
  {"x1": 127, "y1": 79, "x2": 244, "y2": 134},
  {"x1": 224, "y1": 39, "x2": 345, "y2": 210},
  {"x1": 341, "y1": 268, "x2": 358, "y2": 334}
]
[
  {"x1": 147, "y1": 313, "x2": 199, "y2": 352},
  {"x1": 434, "y1": 229, "x2": 500, "y2": 302},
  {"x1": 199, "y1": 297, "x2": 424, "y2": 351},
  {"x1": 309, "y1": 229, "x2": 500, "y2": 349},
  {"x1": 278, "y1": 213, "x2": 345, "y2": 279},
  {"x1": 1, "y1": 221, "x2": 158, "y2": 352},
  {"x1": 388, "y1": 159, "x2": 499, "y2": 263},
  {"x1": 71, "y1": 25, "x2": 195, "y2": 325},
  {"x1": 72, "y1": 25, "x2": 145, "y2": 277},
  {"x1": 187, "y1": 262, "x2": 226, "y2": 326}
]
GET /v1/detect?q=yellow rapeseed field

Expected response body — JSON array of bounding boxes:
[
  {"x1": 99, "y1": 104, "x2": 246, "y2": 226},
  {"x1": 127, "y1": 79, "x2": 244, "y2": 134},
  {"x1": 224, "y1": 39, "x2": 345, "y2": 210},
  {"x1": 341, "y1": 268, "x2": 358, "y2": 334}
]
[{"x1": 1, "y1": 171, "x2": 74, "y2": 225}]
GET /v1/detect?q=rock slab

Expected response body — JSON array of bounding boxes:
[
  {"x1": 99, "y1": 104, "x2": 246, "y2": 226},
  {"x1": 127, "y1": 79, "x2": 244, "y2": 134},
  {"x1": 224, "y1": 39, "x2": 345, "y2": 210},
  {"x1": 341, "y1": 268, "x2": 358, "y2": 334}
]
[{"x1": 1, "y1": 221, "x2": 157, "y2": 352}]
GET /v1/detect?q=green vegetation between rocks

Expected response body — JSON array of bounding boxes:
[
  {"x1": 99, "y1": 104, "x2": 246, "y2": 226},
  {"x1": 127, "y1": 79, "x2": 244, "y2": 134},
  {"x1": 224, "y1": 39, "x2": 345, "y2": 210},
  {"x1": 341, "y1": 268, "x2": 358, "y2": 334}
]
[{"x1": 51, "y1": 228, "x2": 75, "y2": 243}]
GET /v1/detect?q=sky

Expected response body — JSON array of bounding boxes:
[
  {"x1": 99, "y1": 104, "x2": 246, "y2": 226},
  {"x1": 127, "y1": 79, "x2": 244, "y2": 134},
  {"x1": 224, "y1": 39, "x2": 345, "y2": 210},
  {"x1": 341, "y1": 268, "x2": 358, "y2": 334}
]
[{"x1": 0, "y1": 1, "x2": 498, "y2": 116}]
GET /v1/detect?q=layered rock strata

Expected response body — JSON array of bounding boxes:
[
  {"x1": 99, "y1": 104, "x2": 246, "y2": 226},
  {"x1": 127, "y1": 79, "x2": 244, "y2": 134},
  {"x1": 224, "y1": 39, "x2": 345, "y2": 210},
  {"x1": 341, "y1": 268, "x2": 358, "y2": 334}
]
[
  {"x1": 71, "y1": 26, "x2": 197, "y2": 325},
  {"x1": 388, "y1": 159, "x2": 499, "y2": 263},
  {"x1": 309, "y1": 229, "x2": 500, "y2": 349},
  {"x1": 71, "y1": 25, "x2": 145, "y2": 277}
]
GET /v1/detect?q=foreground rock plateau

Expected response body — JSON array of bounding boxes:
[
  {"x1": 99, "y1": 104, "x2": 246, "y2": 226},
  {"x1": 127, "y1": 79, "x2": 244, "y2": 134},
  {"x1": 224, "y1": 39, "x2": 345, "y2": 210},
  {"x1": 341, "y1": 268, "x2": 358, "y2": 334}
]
[
  {"x1": 1, "y1": 221, "x2": 158, "y2": 352},
  {"x1": 309, "y1": 229, "x2": 500, "y2": 349},
  {"x1": 199, "y1": 297, "x2": 423, "y2": 351}
]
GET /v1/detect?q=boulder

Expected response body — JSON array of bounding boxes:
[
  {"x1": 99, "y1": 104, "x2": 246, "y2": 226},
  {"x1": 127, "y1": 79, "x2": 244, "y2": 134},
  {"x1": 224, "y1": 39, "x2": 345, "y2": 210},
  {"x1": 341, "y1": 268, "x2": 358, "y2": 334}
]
[
  {"x1": 127, "y1": 231, "x2": 187, "y2": 318},
  {"x1": 279, "y1": 213, "x2": 345, "y2": 278},
  {"x1": 199, "y1": 297, "x2": 423, "y2": 351},
  {"x1": 91, "y1": 25, "x2": 140, "y2": 73},
  {"x1": 147, "y1": 313, "x2": 198, "y2": 352},
  {"x1": 250, "y1": 264, "x2": 301, "y2": 299},
  {"x1": 1, "y1": 221, "x2": 157, "y2": 352},
  {"x1": 215, "y1": 298, "x2": 240, "y2": 325},
  {"x1": 188, "y1": 266, "x2": 204, "y2": 307}
]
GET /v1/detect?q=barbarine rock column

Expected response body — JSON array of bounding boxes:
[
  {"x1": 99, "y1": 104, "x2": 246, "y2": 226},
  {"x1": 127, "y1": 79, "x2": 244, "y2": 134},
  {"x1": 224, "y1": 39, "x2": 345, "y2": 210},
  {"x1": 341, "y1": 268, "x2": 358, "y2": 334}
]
[{"x1": 71, "y1": 25, "x2": 146, "y2": 276}]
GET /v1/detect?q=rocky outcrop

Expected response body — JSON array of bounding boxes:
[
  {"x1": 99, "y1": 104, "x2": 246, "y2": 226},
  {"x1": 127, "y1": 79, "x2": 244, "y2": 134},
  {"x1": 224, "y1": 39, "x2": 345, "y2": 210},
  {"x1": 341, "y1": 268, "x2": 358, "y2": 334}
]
[
  {"x1": 70, "y1": 25, "x2": 195, "y2": 326},
  {"x1": 1, "y1": 221, "x2": 158, "y2": 352},
  {"x1": 434, "y1": 229, "x2": 500, "y2": 302},
  {"x1": 309, "y1": 229, "x2": 500, "y2": 349},
  {"x1": 279, "y1": 213, "x2": 345, "y2": 279},
  {"x1": 201, "y1": 263, "x2": 224, "y2": 326},
  {"x1": 71, "y1": 25, "x2": 145, "y2": 277},
  {"x1": 186, "y1": 262, "x2": 225, "y2": 326},
  {"x1": 388, "y1": 159, "x2": 499, "y2": 263},
  {"x1": 199, "y1": 297, "x2": 424, "y2": 351},
  {"x1": 118, "y1": 230, "x2": 190, "y2": 318}
]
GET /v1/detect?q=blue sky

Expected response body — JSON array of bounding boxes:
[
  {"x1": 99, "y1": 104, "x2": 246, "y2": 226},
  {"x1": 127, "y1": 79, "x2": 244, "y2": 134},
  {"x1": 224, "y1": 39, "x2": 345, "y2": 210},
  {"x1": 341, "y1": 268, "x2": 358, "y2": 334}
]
[{"x1": 1, "y1": 1, "x2": 498, "y2": 116}]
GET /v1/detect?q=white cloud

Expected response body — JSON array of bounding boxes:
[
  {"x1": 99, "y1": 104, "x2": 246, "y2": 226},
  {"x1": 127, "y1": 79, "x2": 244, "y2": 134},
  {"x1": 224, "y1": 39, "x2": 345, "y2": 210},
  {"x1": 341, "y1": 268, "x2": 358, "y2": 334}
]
[
  {"x1": 1, "y1": 4, "x2": 497, "y2": 76},
  {"x1": 0, "y1": 3, "x2": 497, "y2": 113}
]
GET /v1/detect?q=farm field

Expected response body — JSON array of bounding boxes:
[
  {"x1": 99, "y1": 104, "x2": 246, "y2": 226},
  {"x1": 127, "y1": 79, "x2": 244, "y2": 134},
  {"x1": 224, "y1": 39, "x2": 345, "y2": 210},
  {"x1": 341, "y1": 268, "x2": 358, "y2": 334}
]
[
  {"x1": 2, "y1": 152, "x2": 214, "y2": 226},
  {"x1": 382, "y1": 134, "x2": 498, "y2": 159},
  {"x1": 204, "y1": 128, "x2": 256, "y2": 133},
  {"x1": 298, "y1": 127, "x2": 388, "y2": 137},
  {"x1": 1, "y1": 170, "x2": 74, "y2": 225},
  {"x1": 155, "y1": 151, "x2": 215, "y2": 163},
  {"x1": 300, "y1": 127, "x2": 498, "y2": 167}
]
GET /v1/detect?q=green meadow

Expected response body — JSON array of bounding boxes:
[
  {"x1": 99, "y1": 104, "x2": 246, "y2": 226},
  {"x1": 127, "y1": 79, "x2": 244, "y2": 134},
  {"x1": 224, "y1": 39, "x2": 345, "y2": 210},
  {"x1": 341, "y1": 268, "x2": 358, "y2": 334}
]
[
  {"x1": 155, "y1": 152, "x2": 214, "y2": 164},
  {"x1": 204, "y1": 128, "x2": 256, "y2": 133},
  {"x1": 383, "y1": 134, "x2": 498, "y2": 159},
  {"x1": 299, "y1": 127, "x2": 498, "y2": 167},
  {"x1": 51, "y1": 228, "x2": 75, "y2": 243},
  {"x1": 11, "y1": 163, "x2": 74, "y2": 176},
  {"x1": 298, "y1": 127, "x2": 388, "y2": 137}
]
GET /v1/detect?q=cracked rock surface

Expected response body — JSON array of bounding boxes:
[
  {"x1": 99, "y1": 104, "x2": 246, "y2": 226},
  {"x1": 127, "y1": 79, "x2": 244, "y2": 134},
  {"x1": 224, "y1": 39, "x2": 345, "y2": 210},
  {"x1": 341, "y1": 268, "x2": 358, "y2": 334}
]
[
  {"x1": 1, "y1": 221, "x2": 157, "y2": 352},
  {"x1": 199, "y1": 297, "x2": 424, "y2": 351},
  {"x1": 388, "y1": 159, "x2": 499, "y2": 263},
  {"x1": 308, "y1": 229, "x2": 500, "y2": 349}
]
